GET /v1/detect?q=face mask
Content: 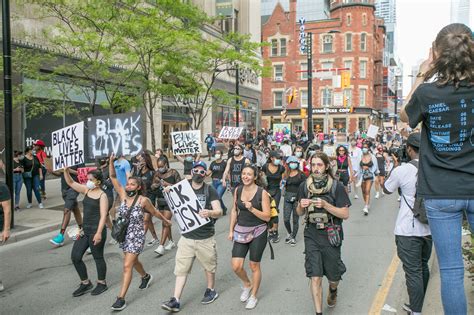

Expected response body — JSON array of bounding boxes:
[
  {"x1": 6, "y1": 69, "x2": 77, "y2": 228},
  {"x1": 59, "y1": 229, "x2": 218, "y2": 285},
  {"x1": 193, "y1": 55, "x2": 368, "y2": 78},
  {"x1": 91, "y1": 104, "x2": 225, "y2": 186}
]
[
  {"x1": 86, "y1": 180, "x2": 96, "y2": 190},
  {"x1": 32, "y1": 150, "x2": 37, "y2": 155},
  {"x1": 273, "y1": 159, "x2": 281, "y2": 166},
  {"x1": 362, "y1": 148, "x2": 369, "y2": 154},
  {"x1": 158, "y1": 167, "x2": 167, "y2": 174},
  {"x1": 126, "y1": 189, "x2": 138, "y2": 197},
  {"x1": 192, "y1": 174, "x2": 205, "y2": 183},
  {"x1": 234, "y1": 150, "x2": 241, "y2": 156},
  {"x1": 19, "y1": 155, "x2": 24, "y2": 160},
  {"x1": 295, "y1": 152, "x2": 302, "y2": 158},
  {"x1": 289, "y1": 163, "x2": 299, "y2": 170},
  {"x1": 215, "y1": 154, "x2": 221, "y2": 160},
  {"x1": 185, "y1": 156, "x2": 193, "y2": 162}
]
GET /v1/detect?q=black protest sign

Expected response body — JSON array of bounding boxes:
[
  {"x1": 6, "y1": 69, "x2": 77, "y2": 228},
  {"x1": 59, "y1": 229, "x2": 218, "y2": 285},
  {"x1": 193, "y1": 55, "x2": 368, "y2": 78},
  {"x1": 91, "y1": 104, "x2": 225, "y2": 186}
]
[
  {"x1": 88, "y1": 112, "x2": 143, "y2": 158},
  {"x1": 171, "y1": 130, "x2": 202, "y2": 155},
  {"x1": 51, "y1": 122, "x2": 85, "y2": 171}
]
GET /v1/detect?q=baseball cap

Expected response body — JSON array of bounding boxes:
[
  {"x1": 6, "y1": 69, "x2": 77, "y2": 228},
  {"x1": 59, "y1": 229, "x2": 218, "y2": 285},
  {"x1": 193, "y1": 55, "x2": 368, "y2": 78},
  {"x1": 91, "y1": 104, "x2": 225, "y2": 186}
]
[
  {"x1": 407, "y1": 132, "x2": 421, "y2": 148},
  {"x1": 286, "y1": 156, "x2": 299, "y2": 164},
  {"x1": 35, "y1": 140, "x2": 46, "y2": 147},
  {"x1": 192, "y1": 161, "x2": 207, "y2": 170}
]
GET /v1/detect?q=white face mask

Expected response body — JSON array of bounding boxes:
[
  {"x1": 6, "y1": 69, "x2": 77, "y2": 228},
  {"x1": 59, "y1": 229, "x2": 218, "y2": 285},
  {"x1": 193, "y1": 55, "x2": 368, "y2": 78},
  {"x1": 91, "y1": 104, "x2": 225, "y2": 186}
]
[
  {"x1": 215, "y1": 154, "x2": 221, "y2": 160},
  {"x1": 86, "y1": 180, "x2": 96, "y2": 190}
]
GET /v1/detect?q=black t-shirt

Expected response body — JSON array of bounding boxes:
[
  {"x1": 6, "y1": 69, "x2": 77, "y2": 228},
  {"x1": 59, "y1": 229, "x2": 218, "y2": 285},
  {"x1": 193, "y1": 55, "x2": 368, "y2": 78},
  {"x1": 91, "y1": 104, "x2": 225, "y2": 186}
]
[
  {"x1": 138, "y1": 169, "x2": 155, "y2": 200},
  {"x1": 13, "y1": 160, "x2": 22, "y2": 172},
  {"x1": 236, "y1": 186, "x2": 267, "y2": 227},
  {"x1": 262, "y1": 163, "x2": 285, "y2": 190},
  {"x1": 209, "y1": 160, "x2": 227, "y2": 179},
  {"x1": 155, "y1": 169, "x2": 181, "y2": 208},
  {"x1": 100, "y1": 167, "x2": 114, "y2": 200},
  {"x1": 182, "y1": 182, "x2": 219, "y2": 240},
  {"x1": 183, "y1": 160, "x2": 193, "y2": 175},
  {"x1": 285, "y1": 172, "x2": 307, "y2": 193},
  {"x1": 0, "y1": 182, "x2": 10, "y2": 226},
  {"x1": 21, "y1": 156, "x2": 41, "y2": 176},
  {"x1": 405, "y1": 82, "x2": 474, "y2": 198}
]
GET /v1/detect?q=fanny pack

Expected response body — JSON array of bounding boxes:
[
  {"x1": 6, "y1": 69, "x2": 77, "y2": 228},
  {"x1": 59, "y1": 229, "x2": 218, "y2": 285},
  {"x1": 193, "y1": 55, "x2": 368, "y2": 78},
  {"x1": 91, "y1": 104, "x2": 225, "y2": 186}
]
[
  {"x1": 362, "y1": 170, "x2": 374, "y2": 180},
  {"x1": 233, "y1": 223, "x2": 267, "y2": 244}
]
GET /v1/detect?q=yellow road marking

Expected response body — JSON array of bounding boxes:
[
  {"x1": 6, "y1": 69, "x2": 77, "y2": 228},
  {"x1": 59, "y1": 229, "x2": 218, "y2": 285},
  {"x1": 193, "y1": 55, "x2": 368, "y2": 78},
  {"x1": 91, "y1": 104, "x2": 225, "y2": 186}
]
[{"x1": 368, "y1": 253, "x2": 400, "y2": 315}]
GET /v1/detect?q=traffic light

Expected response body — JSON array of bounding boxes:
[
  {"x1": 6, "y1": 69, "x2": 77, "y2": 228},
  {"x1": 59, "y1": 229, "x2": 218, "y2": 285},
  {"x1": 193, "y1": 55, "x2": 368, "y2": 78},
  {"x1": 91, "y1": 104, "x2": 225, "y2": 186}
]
[
  {"x1": 300, "y1": 108, "x2": 307, "y2": 118},
  {"x1": 287, "y1": 94, "x2": 294, "y2": 105},
  {"x1": 341, "y1": 71, "x2": 351, "y2": 88}
]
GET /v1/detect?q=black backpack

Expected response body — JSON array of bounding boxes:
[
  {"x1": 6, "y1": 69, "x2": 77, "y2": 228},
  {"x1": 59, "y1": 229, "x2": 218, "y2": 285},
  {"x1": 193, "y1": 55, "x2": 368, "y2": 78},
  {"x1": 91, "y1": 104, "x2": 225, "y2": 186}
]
[{"x1": 402, "y1": 160, "x2": 429, "y2": 225}]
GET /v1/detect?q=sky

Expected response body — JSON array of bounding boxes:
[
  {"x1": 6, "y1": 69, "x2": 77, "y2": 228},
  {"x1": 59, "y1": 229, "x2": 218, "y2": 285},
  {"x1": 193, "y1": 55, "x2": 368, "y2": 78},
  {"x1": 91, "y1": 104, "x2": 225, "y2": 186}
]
[{"x1": 396, "y1": 0, "x2": 472, "y2": 95}]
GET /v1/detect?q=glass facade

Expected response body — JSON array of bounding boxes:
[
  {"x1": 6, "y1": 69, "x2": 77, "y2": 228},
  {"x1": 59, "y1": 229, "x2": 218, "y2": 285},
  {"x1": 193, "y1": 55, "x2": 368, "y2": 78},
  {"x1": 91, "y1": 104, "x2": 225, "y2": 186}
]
[{"x1": 261, "y1": 0, "x2": 330, "y2": 21}]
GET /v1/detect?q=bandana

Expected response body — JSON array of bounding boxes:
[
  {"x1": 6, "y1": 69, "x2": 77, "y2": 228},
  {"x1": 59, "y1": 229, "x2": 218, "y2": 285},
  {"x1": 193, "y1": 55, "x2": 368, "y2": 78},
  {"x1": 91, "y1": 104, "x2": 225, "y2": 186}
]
[{"x1": 307, "y1": 172, "x2": 333, "y2": 195}]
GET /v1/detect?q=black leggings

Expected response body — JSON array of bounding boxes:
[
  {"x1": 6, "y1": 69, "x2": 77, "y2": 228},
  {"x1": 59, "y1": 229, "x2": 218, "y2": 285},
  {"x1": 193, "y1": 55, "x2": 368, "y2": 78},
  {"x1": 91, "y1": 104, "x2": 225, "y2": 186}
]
[
  {"x1": 232, "y1": 231, "x2": 268, "y2": 262},
  {"x1": 71, "y1": 230, "x2": 107, "y2": 281},
  {"x1": 283, "y1": 192, "x2": 299, "y2": 238}
]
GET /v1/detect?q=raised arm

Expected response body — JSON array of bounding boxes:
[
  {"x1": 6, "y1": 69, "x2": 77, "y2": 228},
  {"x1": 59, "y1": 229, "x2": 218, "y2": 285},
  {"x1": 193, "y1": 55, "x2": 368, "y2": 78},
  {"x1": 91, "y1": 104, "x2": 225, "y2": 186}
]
[
  {"x1": 64, "y1": 167, "x2": 88, "y2": 194},
  {"x1": 109, "y1": 154, "x2": 126, "y2": 201}
]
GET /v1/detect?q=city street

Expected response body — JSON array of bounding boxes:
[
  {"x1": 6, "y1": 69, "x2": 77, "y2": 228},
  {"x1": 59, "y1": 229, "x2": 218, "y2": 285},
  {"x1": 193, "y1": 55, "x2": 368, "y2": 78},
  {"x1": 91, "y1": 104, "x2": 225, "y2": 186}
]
[{"x1": 0, "y1": 190, "x2": 411, "y2": 315}]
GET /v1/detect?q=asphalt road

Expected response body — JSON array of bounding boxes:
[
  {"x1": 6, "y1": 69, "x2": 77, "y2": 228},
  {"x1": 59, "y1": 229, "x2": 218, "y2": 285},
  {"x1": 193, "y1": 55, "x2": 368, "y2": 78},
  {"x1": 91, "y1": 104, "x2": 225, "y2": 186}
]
[{"x1": 0, "y1": 188, "x2": 409, "y2": 315}]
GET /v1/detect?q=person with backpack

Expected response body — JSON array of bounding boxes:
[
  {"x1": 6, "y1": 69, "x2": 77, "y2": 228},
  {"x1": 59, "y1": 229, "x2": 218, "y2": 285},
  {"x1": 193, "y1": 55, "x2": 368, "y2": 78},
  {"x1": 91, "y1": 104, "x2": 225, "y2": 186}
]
[
  {"x1": 383, "y1": 133, "x2": 432, "y2": 315},
  {"x1": 222, "y1": 144, "x2": 250, "y2": 191},
  {"x1": 161, "y1": 161, "x2": 222, "y2": 313},
  {"x1": 296, "y1": 152, "x2": 351, "y2": 315}
]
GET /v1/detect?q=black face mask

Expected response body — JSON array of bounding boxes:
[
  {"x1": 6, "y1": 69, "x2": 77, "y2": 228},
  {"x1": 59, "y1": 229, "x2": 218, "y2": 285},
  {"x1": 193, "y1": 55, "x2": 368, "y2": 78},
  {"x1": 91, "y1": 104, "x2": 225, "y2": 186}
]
[
  {"x1": 126, "y1": 190, "x2": 138, "y2": 197},
  {"x1": 192, "y1": 174, "x2": 205, "y2": 184}
]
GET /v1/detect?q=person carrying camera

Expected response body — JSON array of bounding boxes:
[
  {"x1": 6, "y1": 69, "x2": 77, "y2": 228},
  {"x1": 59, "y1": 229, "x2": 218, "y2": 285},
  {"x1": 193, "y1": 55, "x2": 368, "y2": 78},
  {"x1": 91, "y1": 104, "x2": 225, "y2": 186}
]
[
  {"x1": 383, "y1": 133, "x2": 432, "y2": 315},
  {"x1": 296, "y1": 152, "x2": 350, "y2": 315}
]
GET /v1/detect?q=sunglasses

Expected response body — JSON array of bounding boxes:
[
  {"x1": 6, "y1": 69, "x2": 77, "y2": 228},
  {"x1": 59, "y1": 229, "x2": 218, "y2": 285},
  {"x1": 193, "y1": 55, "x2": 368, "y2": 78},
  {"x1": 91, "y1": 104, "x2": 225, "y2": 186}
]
[{"x1": 192, "y1": 169, "x2": 206, "y2": 175}]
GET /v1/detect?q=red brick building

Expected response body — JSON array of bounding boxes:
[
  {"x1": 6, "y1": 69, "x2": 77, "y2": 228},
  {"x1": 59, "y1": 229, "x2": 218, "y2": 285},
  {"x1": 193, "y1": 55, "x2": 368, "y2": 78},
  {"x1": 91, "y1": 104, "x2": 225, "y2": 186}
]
[{"x1": 261, "y1": 0, "x2": 386, "y2": 135}]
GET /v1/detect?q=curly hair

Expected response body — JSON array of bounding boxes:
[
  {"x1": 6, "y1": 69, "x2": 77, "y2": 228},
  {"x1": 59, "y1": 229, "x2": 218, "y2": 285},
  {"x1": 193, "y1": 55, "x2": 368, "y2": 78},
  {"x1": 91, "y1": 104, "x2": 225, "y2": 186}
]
[{"x1": 424, "y1": 23, "x2": 474, "y2": 88}]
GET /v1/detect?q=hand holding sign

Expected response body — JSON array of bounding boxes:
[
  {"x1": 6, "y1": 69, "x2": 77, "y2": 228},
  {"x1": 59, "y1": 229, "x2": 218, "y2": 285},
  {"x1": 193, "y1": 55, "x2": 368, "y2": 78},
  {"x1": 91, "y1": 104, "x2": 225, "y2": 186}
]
[
  {"x1": 171, "y1": 131, "x2": 202, "y2": 155},
  {"x1": 51, "y1": 122, "x2": 85, "y2": 171}
]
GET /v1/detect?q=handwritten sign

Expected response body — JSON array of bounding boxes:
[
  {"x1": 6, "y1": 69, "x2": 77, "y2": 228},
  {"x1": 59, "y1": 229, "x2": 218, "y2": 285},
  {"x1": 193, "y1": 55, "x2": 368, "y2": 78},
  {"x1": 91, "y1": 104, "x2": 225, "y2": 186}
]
[
  {"x1": 218, "y1": 126, "x2": 243, "y2": 139},
  {"x1": 77, "y1": 167, "x2": 97, "y2": 184},
  {"x1": 51, "y1": 122, "x2": 85, "y2": 171},
  {"x1": 171, "y1": 130, "x2": 202, "y2": 155},
  {"x1": 88, "y1": 112, "x2": 143, "y2": 158},
  {"x1": 367, "y1": 124, "x2": 380, "y2": 139},
  {"x1": 163, "y1": 179, "x2": 210, "y2": 234}
]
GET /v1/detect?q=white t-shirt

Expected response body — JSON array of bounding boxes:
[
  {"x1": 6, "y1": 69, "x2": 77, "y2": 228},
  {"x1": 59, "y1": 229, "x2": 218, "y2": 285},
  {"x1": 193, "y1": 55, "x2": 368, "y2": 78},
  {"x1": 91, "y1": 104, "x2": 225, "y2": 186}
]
[
  {"x1": 280, "y1": 144, "x2": 292, "y2": 157},
  {"x1": 349, "y1": 146, "x2": 362, "y2": 171},
  {"x1": 384, "y1": 160, "x2": 431, "y2": 237}
]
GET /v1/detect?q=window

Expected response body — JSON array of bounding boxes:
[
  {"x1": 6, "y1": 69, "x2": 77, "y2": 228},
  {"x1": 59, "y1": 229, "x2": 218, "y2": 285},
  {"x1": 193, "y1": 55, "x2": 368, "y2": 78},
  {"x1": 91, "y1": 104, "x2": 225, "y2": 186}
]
[
  {"x1": 322, "y1": 61, "x2": 333, "y2": 70},
  {"x1": 344, "y1": 60, "x2": 352, "y2": 75},
  {"x1": 274, "y1": 65, "x2": 283, "y2": 81},
  {"x1": 359, "y1": 89, "x2": 367, "y2": 107},
  {"x1": 274, "y1": 91, "x2": 284, "y2": 108},
  {"x1": 362, "y1": 13, "x2": 367, "y2": 26},
  {"x1": 322, "y1": 35, "x2": 333, "y2": 53},
  {"x1": 280, "y1": 38, "x2": 287, "y2": 56},
  {"x1": 300, "y1": 90, "x2": 308, "y2": 107},
  {"x1": 300, "y1": 62, "x2": 308, "y2": 80},
  {"x1": 346, "y1": 14, "x2": 352, "y2": 26},
  {"x1": 321, "y1": 88, "x2": 333, "y2": 107},
  {"x1": 345, "y1": 33, "x2": 352, "y2": 51},
  {"x1": 358, "y1": 118, "x2": 366, "y2": 131},
  {"x1": 333, "y1": 118, "x2": 347, "y2": 133},
  {"x1": 360, "y1": 61, "x2": 367, "y2": 79},
  {"x1": 360, "y1": 33, "x2": 367, "y2": 51},
  {"x1": 343, "y1": 89, "x2": 352, "y2": 107},
  {"x1": 271, "y1": 39, "x2": 278, "y2": 56}
]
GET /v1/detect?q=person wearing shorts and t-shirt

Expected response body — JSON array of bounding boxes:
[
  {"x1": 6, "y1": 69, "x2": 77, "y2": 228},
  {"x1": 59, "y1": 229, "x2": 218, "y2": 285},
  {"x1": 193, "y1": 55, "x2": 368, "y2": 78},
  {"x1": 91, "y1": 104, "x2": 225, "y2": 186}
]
[{"x1": 0, "y1": 182, "x2": 12, "y2": 292}]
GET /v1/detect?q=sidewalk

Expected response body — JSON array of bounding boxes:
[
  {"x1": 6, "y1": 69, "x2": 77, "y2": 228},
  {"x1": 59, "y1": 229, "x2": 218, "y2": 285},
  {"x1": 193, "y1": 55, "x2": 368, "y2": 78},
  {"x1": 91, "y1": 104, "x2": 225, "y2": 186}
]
[{"x1": 6, "y1": 160, "x2": 189, "y2": 244}]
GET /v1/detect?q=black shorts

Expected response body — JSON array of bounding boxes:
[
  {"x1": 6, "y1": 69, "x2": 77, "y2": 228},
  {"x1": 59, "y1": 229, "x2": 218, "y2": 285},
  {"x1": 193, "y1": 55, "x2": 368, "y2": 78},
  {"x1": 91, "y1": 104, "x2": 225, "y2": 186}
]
[
  {"x1": 232, "y1": 231, "x2": 267, "y2": 262},
  {"x1": 336, "y1": 171, "x2": 350, "y2": 186},
  {"x1": 62, "y1": 189, "x2": 79, "y2": 210},
  {"x1": 304, "y1": 227, "x2": 346, "y2": 281},
  {"x1": 378, "y1": 169, "x2": 386, "y2": 177}
]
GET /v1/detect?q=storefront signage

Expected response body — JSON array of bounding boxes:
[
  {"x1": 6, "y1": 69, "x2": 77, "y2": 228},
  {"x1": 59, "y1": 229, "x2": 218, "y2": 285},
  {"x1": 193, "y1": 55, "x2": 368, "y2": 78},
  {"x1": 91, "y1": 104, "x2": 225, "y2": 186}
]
[
  {"x1": 51, "y1": 121, "x2": 84, "y2": 171},
  {"x1": 171, "y1": 130, "x2": 202, "y2": 155},
  {"x1": 227, "y1": 65, "x2": 259, "y2": 86},
  {"x1": 299, "y1": 17, "x2": 306, "y2": 53},
  {"x1": 312, "y1": 108, "x2": 351, "y2": 114}
]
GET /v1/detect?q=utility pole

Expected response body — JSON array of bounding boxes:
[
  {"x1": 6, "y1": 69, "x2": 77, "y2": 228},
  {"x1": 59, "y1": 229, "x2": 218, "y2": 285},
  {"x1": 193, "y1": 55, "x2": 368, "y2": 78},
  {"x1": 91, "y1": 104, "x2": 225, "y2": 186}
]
[
  {"x1": 235, "y1": 63, "x2": 239, "y2": 127},
  {"x1": 394, "y1": 75, "x2": 398, "y2": 129},
  {"x1": 2, "y1": 0, "x2": 14, "y2": 228},
  {"x1": 307, "y1": 32, "x2": 313, "y2": 142}
]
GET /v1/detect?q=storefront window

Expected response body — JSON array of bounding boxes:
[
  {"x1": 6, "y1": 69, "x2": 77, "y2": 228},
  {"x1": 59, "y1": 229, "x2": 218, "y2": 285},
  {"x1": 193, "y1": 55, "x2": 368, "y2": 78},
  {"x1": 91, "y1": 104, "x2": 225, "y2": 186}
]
[
  {"x1": 333, "y1": 118, "x2": 347, "y2": 133},
  {"x1": 358, "y1": 118, "x2": 367, "y2": 131},
  {"x1": 313, "y1": 119, "x2": 324, "y2": 133}
]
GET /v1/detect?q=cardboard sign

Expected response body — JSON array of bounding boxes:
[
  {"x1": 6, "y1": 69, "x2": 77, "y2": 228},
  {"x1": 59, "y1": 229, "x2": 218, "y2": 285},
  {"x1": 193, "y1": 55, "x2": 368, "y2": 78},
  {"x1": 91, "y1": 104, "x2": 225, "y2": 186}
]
[
  {"x1": 218, "y1": 126, "x2": 243, "y2": 139},
  {"x1": 163, "y1": 179, "x2": 210, "y2": 234},
  {"x1": 88, "y1": 112, "x2": 143, "y2": 158},
  {"x1": 171, "y1": 130, "x2": 202, "y2": 155},
  {"x1": 51, "y1": 122, "x2": 85, "y2": 171},
  {"x1": 367, "y1": 125, "x2": 380, "y2": 139},
  {"x1": 77, "y1": 167, "x2": 97, "y2": 184}
]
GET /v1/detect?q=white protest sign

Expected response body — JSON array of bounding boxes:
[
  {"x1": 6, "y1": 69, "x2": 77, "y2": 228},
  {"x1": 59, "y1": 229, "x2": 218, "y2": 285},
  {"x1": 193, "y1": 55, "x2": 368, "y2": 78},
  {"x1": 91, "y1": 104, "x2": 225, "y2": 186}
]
[
  {"x1": 367, "y1": 124, "x2": 379, "y2": 139},
  {"x1": 218, "y1": 126, "x2": 243, "y2": 139},
  {"x1": 163, "y1": 179, "x2": 211, "y2": 234},
  {"x1": 51, "y1": 121, "x2": 84, "y2": 171},
  {"x1": 171, "y1": 130, "x2": 202, "y2": 155}
]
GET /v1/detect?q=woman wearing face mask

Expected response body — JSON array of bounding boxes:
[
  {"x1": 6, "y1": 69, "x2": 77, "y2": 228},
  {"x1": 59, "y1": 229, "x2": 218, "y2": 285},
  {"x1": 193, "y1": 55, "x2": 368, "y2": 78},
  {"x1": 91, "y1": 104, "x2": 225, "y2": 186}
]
[
  {"x1": 108, "y1": 154, "x2": 172, "y2": 311},
  {"x1": 294, "y1": 145, "x2": 310, "y2": 176},
  {"x1": 358, "y1": 144, "x2": 378, "y2": 215},
  {"x1": 283, "y1": 156, "x2": 307, "y2": 245},
  {"x1": 152, "y1": 157, "x2": 181, "y2": 256},
  {"x1": 207, "y1": 150, "x2": 228, "y2": 215},
  {"x1": 13, "y1": 151, "x2": 24, "y2": 210},
  {"x1": 63, "y1": 169, "x2": 109, "y2": 297},
  {"x1": 176, "y1": 153, "x2": 200, "y2": 179},
  {"x1": 374, "y1": 145, "x2": 389, "y2": 199},
  {"x1": 262, "y1": 151, "x2": 286, "y2": 243},
  {"x1": 335, "y1": 145, "x2": 354, "y2": 194},
  {"x1": 21, "y1": 146, "x2": 43, "y2": 209},
  {"x1": 222, "y1": 144, "x2": 250, "y2": 191}
]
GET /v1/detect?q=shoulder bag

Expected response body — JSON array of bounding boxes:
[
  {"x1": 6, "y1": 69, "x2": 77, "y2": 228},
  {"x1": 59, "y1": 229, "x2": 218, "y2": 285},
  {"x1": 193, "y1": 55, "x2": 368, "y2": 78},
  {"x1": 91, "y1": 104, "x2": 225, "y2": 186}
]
[{"x1": 111, "y1": 195, "x2": 140, "y2": 243}]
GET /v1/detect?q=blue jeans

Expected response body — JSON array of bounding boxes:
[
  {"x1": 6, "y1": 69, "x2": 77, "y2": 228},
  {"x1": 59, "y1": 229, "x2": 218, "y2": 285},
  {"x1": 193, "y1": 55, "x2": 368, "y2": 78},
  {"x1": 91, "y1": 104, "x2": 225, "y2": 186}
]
[
  {"x1": 40, "y1": 166, "x2": 47, "y2": 193},
  {"x1": 424, "y1": 199, "x2": 474, "y2": 315},
  {"x1": 212, "y1": 179, "x2": 227, "y2": 212},
  {"x1": 13, "y1": 173, "x2": 23, "y2": 207},
  {"x1": 23, "y1": 175, "x2": 42, "y2": 204}
]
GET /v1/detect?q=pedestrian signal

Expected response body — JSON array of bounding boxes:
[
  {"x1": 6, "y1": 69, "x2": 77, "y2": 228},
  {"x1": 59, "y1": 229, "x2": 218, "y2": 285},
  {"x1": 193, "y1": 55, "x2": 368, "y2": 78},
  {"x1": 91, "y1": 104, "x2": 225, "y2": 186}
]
[
  {"x1": 300, "y1": 108, "x2": 307, "y2": 118},
  {"x1": 341, "y1": 71, "x2": 351, "y2": 88}
]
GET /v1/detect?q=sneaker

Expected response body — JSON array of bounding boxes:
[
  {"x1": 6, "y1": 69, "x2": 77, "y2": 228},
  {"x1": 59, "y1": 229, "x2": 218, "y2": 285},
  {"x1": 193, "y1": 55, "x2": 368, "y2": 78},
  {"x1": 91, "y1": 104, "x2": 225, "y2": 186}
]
[
  {"x1": 271, "y1": 232, "x2": 280, "y2": 243},
  {"x1": 147, "y1": 238, "x2": 159, "y2": 247},
  {"x1": 50, "y1": 233, "x2": 65, "y2": 247},
  {"x1": 111, "y1": 297, "x2": 127, "y2": 311},
  {"x1": 375, "y1": 192, "x2": 380, "y2": 199},
  {"x1": 267, "y1": 231, "x2": 274, "y2": 242},
  {"x1": 14, "y1": 206, "x2": 20, "y2": 211},
  {"x1": 161, "y1": 297, "x2": 181, "y2": 312},
  {"x1": 397, "y1": 196, "x2": 401, "y2": 202},
  {"x1": 91, "y1": 283, "x2": 108, "y2": 296},
  {"x1": 245, "y1": 296, "x2": 258, "y2": 310},
  {"x1": 354, "y1": 194, "x2": 359, "y2": 199},
  {"x1": 402, "y1": 303, "x2": 412, "y2": 313},
  {"x1": 26, "y1": 203, "x2": 32, "y2": 209},
  {"x1": 72, "y1": 281, "x2": 93, "y2": 297},
  {"x1": 109, "y1": 238, "x2": 118, "y2": 245},
  {"x1": 240, "y1": 286, "x2": 252, "y2": 302},
  {"x1": 139, "y1": 273, "x2": 153, "y2": 290},
  {"x1": 39, "y1": 203, "x2": 45, "y2": 209},
  {"x1": 0, "y1": 281, "x2": 4, "y2": 292},
  {"x1": 363, "y1": 206, "x2": 369, "y2": 216},
  {"x1": 86, "y1": 247, "x2": 92, "y2": 255},
  {"x1": 285, "y1": 234, "x2": 292, "y2": 244},
  {"x1": 164, "y1": 240, "x2": 176, "y2": 251},
  {"x1": 201, "y1": 288, "x2": 219, "y2": 304},
  {"x1": 154, "y1": 244, "x2": 165, "y2": 256},
  {"x1": 289, "y1": 238, "x2": 297, "y2": 246},
  {"x1": 327, "y1": 287, "x2": 338, "y2": 307}
]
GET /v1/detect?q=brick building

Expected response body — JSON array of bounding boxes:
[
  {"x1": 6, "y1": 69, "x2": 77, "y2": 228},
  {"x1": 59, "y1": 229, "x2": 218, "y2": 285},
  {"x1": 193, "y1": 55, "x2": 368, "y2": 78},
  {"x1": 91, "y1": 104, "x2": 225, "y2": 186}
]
[{"x1": 261, "y1": 0, "x2": 386, "y2": 136}]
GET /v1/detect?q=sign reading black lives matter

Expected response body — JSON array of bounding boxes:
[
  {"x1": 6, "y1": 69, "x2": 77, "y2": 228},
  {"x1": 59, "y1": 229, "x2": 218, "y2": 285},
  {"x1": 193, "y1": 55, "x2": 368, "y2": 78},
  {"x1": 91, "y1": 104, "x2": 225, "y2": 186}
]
[
  {"x1": 218, "y1": 126, "x2": 243, "y2": 139},
  {"x1": 171, "y1": 130, "x2": 202, "y2": 155},
  {"x1": 88, "y1": 112, "x2": 143, "y2": 158},
  {"x1": 51, "y1": 122, "x2": 85, "y2": 171},
  {"x1": 163, "y1": 179, "x2": 210, "y2": 234}
]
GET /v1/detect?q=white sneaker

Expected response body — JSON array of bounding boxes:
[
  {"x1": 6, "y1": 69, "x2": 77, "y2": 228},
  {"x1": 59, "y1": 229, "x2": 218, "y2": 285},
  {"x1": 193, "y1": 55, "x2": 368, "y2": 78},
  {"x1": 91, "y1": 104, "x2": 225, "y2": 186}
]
[
  {"x1": 0, "y1": 281, "x2": 4, "y2": 292},
  {"x1": 363, "y1": 206, "x2": 369, "y2": 215},
  {"x1": 164, "y1": 240, "x2": 176, "y2": 251},
  {"x1": 26, "y1": 203, "x2": 32, "y2": 209},
  {"x1": 397, "y1": 196, "x2": 401, "y2": 202},
  {"x1": 147, "y1": 238, "x2": 159, "y2": 247},
  {"x1": 245, "y1": 296, "x2": 258, "y2": 310},
  {"x1": 375, "y1": 192, "x2": 380, "y2": 199},
  {"x1": 354, "y1": 194, "x2": 359, "y2": 199},
  {"x1": 240, "y1": 286, "x2": 252, "y2": 302},
  {"x1": 154, "y1": 244, "x2": 165, "y2": 256},
  {"x1": 39, "y1": 203, "x2": 44, "y2": 209}
]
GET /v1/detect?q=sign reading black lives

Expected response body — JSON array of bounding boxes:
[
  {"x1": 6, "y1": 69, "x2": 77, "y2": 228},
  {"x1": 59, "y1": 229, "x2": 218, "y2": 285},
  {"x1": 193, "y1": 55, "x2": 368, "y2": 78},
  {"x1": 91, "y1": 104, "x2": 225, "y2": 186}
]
[
  {"x1": 88, "y1": 112, "x2": 143, "y2": 158},
  {"x1": 163, "y1": 179, "x2": 210, "y2": 234},
  {"x1": 51, "y1": 122, "x2": 85, "y2": 171},
  {"x1": 171, "y1": 130, "x2": 202, "y2": 155}
]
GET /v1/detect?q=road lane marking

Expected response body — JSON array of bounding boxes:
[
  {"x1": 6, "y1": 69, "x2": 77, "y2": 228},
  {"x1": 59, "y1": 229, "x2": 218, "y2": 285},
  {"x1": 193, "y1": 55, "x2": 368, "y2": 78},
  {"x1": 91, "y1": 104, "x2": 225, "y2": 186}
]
[{"x1": 368, "y1": 252, "x2": 400, "y2": 315}]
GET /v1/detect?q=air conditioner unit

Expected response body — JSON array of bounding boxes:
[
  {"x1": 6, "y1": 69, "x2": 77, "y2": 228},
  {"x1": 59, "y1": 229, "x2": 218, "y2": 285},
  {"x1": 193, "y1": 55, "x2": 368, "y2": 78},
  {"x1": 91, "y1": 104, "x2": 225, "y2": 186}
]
[{"x1": 275, "y1": 76, "x2": 283, "y2": 81}]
